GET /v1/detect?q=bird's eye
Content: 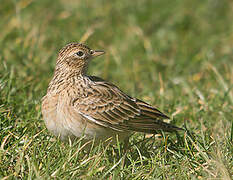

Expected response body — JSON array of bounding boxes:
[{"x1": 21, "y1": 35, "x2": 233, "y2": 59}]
[
  {"x1": 76, "y1": 51, "x2": 84, "y2": 57},
  {"x1": 90, "y1": 50, "x2": 94, "y2": 54}
]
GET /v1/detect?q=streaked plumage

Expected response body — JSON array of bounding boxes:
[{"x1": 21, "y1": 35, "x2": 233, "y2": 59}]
[{"x1": 42, "y1": 43, "x2": 182, "y2": 144}]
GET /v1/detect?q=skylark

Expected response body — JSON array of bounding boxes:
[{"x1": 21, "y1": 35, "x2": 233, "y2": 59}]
[{"x1": 42, "y1": 43, "x2": 182, "y2": 145}]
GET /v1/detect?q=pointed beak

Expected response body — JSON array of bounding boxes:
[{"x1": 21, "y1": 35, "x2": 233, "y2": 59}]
[{"x1": 91, "y1": 50, "x2": 105, "y2": 58}]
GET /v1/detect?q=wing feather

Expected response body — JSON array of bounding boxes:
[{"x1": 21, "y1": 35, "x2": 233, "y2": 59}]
[{"x1": 72, "y1": 76, "x2": 182, "y2": 133}]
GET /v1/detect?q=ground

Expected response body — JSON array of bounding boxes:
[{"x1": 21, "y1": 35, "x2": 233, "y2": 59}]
[{"x1": 0, "y1": 0, "x2": 232, "y2": 179}]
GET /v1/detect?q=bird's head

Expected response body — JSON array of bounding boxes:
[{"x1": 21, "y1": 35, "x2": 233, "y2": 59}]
[{"x1": 55, "y1": 43, "x2": 105, "y2": 75}]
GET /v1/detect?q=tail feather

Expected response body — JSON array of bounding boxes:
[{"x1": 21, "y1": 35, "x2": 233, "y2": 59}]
[
  {"x1": 126, "y1": 118, "x2": 183, "y2": 133},
  {"x1": 127, "y1": 98, "x2": 184, "y2": 133}
]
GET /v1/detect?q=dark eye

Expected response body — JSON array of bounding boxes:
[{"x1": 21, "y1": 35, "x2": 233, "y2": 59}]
[
  {"x1": 76, "y1": 51, "x2": 84, "y2": 57},
  {"x1": 90, "y1": 50, "x2": 94, "y2": 54}
]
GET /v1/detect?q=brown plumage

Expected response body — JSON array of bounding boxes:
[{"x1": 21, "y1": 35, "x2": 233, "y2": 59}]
[{"x1": 42, "y1": 43, "x2": 182, "y2": 144}]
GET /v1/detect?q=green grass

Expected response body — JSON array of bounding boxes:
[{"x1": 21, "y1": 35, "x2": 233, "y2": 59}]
[{"x1": 1, "y1": 0, "x2": 233, "y2": 179}]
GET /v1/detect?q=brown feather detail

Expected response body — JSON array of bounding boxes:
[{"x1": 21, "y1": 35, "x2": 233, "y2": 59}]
[
  {"x1": 99, "y1": 111, "x2": 116, "y2": 123},
  {"x1": 120, "y1": 102, "x2": 140, "y2": 115},
  {"x1": 117, "y1": 105, "x2": 138, "y2": 118},
  {"x1": 101, "y1": 110, "x2": 126, "y2": 124},
  {"x1": 71, "y1": 76, "x2": 182, "y2": 134},
  {"x1": 85, "y1": 113, "x2": 123, "y2": 132},
  {"x1": 111, "y1": 107, "x2": 131, "y2": 120},
  {"x1": 93, "y1": 112, "x2": 111, "y2": 122},
  {"x1": 136, "y1": 99, "x2": 169, "y2": 119},
  {"x1": 140, "y1": 110, "x2": 168, "y2": 119},
  {"x1": 96, "y1": 105, "x2": 106, "y2": 113},
  {"x1": 115, "y1": 119, "x2": 181, "y2": 133},
  {"x1": 105, "y1": 110, "x2": 123, "y2": 123}
]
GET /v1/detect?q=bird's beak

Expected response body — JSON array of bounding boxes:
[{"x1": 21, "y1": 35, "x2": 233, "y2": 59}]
[{"x1": 91, "y1": 50, "x2": 105, "y2": 58}]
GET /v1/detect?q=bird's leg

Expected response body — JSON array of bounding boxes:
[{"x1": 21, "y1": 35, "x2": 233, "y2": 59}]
[{"x1": 121, "y1": 136, "x2": 130, "y2": 168}]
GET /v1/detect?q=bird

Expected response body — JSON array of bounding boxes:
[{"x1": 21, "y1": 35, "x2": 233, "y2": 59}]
[{"x1": 41, "y1": 42, "x2": 183, "y2": 146}]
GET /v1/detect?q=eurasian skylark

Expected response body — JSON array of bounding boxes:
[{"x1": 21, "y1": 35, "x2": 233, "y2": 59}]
[{"x1": 42, "y1": 43, "x2": 182, "y2": 145}]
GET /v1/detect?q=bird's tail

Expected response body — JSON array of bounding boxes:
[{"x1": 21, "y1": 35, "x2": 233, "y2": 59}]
[{"x1": 125, "y1": 99, "x2": 184, "y2": 134}]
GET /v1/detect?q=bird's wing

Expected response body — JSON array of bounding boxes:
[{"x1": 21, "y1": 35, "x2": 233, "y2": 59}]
[{"x1": 72, "y1": 76, "x2": 182, "y2": 133}]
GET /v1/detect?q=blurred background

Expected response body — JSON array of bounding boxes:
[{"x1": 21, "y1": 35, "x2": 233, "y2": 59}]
[{"x1": 0, "y1": 0, "x2": 232, "y2": 179}]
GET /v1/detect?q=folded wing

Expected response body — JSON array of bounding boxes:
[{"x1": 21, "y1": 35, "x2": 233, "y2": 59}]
[{"x1": 72, "y1": 76, "x2": 182, "y2": 133}]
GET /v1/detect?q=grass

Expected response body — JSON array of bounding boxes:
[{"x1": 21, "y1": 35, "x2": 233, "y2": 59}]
[{"x1": 0, "y1": 0, "x2": 233, "y2": 179}]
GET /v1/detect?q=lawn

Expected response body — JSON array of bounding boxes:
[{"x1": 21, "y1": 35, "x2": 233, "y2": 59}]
[{"x1": 0, "y1": 0, "x2": 232, "y2": 179}]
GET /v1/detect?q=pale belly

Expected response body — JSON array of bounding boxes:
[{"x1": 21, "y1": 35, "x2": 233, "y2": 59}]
[{"x1": 41, "y1": 94, "x2": 129, "y2": 143}]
